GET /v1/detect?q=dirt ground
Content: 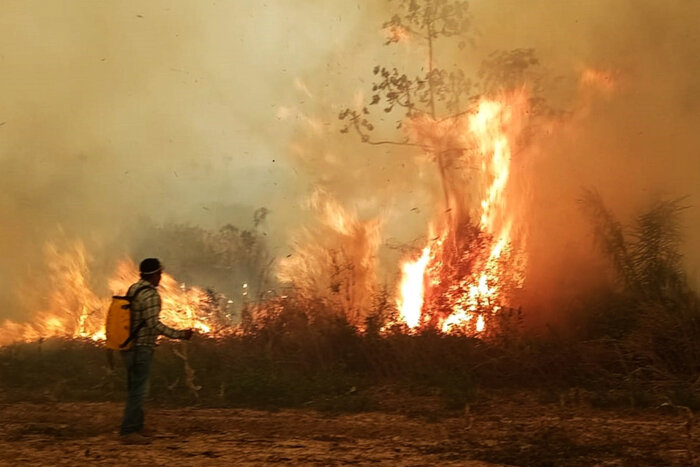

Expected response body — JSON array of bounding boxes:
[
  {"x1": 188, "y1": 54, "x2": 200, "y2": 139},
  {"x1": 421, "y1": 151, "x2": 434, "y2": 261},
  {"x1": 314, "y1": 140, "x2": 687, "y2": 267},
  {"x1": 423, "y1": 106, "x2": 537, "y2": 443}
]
[{"x1": 0, "y1": 392, "x2": 696, "y2": 466}]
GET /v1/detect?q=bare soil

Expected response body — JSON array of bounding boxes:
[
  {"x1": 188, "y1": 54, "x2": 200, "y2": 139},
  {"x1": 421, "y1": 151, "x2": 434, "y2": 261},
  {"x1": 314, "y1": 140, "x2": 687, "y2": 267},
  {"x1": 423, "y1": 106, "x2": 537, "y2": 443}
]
[{"x1": 0, "y1": 392, "x2": 695, "y2": 466}]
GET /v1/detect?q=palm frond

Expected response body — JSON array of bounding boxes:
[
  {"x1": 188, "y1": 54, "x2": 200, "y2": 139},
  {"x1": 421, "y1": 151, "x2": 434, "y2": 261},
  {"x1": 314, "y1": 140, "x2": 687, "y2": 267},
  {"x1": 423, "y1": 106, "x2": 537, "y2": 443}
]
[
  {"x1": 577, "y1": 189, "x2": 637, "y2": 290},
  {"x1": 630, "y1": 197, "x2": 689, "y2": 300}
]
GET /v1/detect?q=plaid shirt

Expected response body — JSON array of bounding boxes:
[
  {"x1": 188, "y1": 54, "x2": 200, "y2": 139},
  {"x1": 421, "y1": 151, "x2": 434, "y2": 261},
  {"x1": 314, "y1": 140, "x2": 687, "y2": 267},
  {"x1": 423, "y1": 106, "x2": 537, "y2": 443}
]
[{"x1": 127, "y1": 279, "x2": 187, "y2": 347}]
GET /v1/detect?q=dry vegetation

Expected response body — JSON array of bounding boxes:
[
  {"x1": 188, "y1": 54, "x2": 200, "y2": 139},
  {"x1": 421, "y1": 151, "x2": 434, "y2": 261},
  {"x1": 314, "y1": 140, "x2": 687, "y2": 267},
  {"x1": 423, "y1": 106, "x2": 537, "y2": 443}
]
[{"x1": 3, "y1": 196, "x2": 700, "y2": 465}]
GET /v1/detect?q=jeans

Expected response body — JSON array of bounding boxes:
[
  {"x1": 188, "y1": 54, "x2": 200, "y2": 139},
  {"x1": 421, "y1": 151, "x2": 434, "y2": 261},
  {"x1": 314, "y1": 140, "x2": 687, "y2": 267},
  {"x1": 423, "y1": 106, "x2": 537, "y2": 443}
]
[{"x1": 119, "y1": 346, "x2": 154, "y2": 435}]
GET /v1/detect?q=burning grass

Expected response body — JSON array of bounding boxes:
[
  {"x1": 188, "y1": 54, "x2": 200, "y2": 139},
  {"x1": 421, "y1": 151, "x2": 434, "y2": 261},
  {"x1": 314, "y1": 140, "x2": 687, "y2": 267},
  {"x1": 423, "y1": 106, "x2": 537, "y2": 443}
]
[
  {"x1": 3, "y1": 284, "x2": 700, "y2": 414},
  {"x1": 2, "y1": 193, "x2": 700, "y2": 413},
  {"x1": 1, "y1": 62, "x2": 697, "y2": 417}
]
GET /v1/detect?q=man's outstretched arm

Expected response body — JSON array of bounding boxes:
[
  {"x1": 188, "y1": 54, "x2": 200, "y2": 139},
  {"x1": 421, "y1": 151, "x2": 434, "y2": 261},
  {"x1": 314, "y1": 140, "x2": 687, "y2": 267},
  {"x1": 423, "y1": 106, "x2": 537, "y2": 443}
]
[{"x1": 141, "y1": 291, "x2": 190, "y2": 340}]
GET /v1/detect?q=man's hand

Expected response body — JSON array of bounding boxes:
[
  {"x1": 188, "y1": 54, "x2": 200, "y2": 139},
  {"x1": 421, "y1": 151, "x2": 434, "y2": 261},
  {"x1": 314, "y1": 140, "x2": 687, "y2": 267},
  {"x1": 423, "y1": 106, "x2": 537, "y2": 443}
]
[{"x1": 182, "y1": 329, "x2": 195, "y2": 340}]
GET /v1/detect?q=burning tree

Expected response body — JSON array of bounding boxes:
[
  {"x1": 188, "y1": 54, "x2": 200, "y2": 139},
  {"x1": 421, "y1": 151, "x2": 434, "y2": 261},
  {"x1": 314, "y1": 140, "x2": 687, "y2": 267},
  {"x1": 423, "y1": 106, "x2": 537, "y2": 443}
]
[
  {"x1": 338, "y1": 0, "x2": 541, "y2": 334},
  {"x1": 0, "y1": 1, "x2": 548, "y2": 344}
]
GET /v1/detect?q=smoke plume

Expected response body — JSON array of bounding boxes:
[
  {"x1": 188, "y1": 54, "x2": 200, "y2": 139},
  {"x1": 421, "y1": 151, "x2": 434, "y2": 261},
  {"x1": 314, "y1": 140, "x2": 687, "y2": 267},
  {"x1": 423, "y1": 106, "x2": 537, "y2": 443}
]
[{"x1": 1, "y1": 1, "x2": 699, "y2": 329}]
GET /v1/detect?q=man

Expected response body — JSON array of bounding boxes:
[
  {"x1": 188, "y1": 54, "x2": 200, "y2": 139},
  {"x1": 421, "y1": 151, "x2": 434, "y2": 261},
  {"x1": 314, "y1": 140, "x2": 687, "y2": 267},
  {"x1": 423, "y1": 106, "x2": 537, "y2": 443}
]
[{"x1": 120, "y1": 258, "x2": 193, "y2": 444}]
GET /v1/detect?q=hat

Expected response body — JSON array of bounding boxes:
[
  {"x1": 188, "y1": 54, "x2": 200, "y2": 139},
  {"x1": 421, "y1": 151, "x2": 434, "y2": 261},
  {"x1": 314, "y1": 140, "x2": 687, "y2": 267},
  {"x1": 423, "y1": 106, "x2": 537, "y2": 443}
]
[{"x1": 139, "y1": 258, "x2": 163, "y2": 275}]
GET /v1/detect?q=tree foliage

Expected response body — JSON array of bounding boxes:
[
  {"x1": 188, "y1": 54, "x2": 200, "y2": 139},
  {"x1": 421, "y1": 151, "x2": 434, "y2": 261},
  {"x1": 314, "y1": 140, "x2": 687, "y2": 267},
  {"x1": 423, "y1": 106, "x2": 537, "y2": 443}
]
[
  {"x1": 340, "y1": 0, "x2": 475, "y2": 147},
  {"x1": 339, "y1": 0, "x2": 544, "y2": 154},
  {"x1": 133, "y1": 208, "x2": 273, "y2": 305}
]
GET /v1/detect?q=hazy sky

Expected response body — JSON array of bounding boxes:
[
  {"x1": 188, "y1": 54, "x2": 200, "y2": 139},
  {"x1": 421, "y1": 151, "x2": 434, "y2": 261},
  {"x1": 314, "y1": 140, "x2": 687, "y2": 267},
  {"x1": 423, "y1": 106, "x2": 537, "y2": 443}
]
[
  {"x1": 0, "y1": 1, "x2": 370, "y2": 315},
  {"x1": 1, "y1": 1, "x2": 699, "y2": 322}
]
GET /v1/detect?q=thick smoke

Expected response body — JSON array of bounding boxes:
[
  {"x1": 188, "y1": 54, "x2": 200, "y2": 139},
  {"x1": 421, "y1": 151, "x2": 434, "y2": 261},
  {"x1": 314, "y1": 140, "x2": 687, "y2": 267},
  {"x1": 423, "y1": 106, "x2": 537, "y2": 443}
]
[
  {"x1": 470, "y1": 0, "x2": 700, "y2": 325},
  {"x1": 0, "y1": 1, "x2": 362, "y2": 319},
  {"x1": 1, "y1": 1, "x2": 699, "y2": 329},
  {"x1": 282, "y1": 0, "x2": 700, "y2": 327}
]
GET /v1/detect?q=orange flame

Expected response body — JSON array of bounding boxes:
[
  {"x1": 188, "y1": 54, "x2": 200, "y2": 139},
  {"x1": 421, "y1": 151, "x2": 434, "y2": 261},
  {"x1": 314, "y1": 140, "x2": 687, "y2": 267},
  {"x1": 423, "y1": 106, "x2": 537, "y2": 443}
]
[
  {"x1": 108, "y1": 259, "x2": 216, "y2": 334},
  {"x1": 277, "y1": 189, "x2": 381, "y2": 326},
  {"x1": 396, "y1": 91, "x2": 529, "y2": 334},
  {"x1": 0, "y1": 241, "x2": 228, "y2": 347},
  {"x1": 396, "y1": 247, "x2": 431, "y2": 328}
]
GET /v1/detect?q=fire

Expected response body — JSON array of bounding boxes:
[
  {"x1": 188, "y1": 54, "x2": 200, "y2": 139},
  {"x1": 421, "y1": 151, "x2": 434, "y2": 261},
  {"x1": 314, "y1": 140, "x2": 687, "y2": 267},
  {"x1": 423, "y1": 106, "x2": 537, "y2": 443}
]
[
  {"x1": 0, "y1": 241, "x2": 227, "y2": 347},
  {"x1": 0, "y1": 242, "x2": 103, "y2": 346},
  {"x1": 470, "y1": 100, "x2": 513, "y2": 233},
  {"x1": 396, "y1": 92, "x2": 529, "y2": 334},
  {"x1": 1, "y1": 88, "x2": 530, "y2": 346},
  {"x1": 107, "y1": 259, "x2": 216, "y2": 335},
  {"x1": 396, "y1": 247, "x2": 431, "y2": 328},
  {"x1": 277, "y1": 188, "x2": 381, "y2": 326}
]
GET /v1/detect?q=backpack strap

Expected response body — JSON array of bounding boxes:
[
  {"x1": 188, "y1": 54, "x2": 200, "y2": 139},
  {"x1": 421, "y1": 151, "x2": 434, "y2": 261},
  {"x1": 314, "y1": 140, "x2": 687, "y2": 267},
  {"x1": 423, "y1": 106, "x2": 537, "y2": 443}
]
[{"x1": 118, "y1": 285, "x2": 154, "y2": 349}]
